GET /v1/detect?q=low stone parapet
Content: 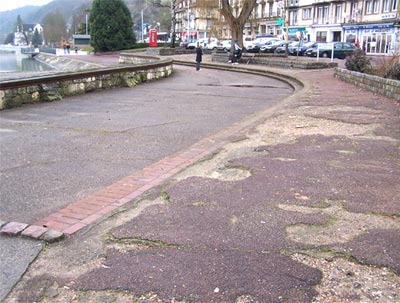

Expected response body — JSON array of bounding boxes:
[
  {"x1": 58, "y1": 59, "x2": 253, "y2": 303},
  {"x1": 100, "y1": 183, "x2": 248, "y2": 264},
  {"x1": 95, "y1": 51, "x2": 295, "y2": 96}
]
[
  {"x1": 212, "y1": 52, "x2": 337, "y2": 69},
  {"x1": 0, "y1": 56, "x2": 173, "y2": 109},
  {"x1": 334, "y1": 68, "x2": 400, "y2": 101},
  {"x1": 145, "y1": 47, "x2": 195, "y2": 56}
]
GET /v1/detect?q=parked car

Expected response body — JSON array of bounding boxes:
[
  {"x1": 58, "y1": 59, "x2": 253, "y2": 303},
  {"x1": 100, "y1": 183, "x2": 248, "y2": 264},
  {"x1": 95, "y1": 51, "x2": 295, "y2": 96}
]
[
  {"x1": 289, "y1": 41, "x2": 318, "y2": 56},
  {"x1": 304, "y1": 46, "x2": 316, "y2": 57},
  {"x1": 243, "y1": 40, "x2": 253, "y2": 50},
  {"x1": 180, "y1": 39, "x2": 196, "y2": 48},
  {"x1": 205, "y1": 38, "x2": 219, "y2": 50},
  {"x1": 245, "y1": 37, "x2": 276, "y2": 53},
  {"x1": 187, "y1": 38, "x2": 218, "y2": 49},
  {"x1": 217, "y1": 40, "x2": 232, "y2": 51},
  {"x1": 260, "y1": 40, "x2": 286, "y2": 53},
  {"x1": 274, "y1": 40, "x2": 303, "y2": 54},
  {"x1": 258, "y1": 38, "x2": 282, "y2": 53},
  {"x1": 308, "y1": 42, "x2": 357, "y2": 59}
]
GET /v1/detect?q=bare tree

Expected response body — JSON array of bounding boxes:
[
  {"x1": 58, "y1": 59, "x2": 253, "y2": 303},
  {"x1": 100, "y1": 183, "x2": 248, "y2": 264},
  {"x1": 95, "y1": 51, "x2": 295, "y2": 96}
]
[
  {"x1": 219, "y1": 0, "x2": 257, "y2": 47},
  {"x1": 147, "y1": 0, "x2": 177, "y2": 48}
]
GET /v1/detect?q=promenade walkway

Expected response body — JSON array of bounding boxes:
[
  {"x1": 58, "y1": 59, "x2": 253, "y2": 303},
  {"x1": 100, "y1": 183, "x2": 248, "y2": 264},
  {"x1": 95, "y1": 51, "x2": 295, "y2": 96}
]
[{"x1": 2, "y1": 53, "x2": 399, "y2": 303}]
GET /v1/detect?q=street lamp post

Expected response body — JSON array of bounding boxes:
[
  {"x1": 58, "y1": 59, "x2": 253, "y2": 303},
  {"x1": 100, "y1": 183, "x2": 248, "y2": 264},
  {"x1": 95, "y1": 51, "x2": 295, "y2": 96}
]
[
  {"x1": 285, "y1": 0, "x2": 289, "y2": 56},
  {"x1": 141, "y1": 10, "x2": 144, "y2": 42},
  {"x1": 187, "y1": 0, "x2": 190, "y2": 42}
]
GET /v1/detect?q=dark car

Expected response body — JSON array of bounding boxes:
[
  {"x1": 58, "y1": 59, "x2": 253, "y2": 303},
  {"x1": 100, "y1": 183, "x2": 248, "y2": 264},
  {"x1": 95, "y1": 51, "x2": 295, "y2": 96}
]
[
  {"x1": 309, "y1": 42, "x2": 357, "y2": 59},
  {"x1": 274, "y1": 41, "x2": 299, "y2": 54},
  {"x1": 245, "y1": 37, "x2": 276, "y2": 53},
  {"x1": 260, "y1": 40, "x2": 286, "y2": 53},
  {"x1": 289, "y1": 41, "x2": 318, "y2": 56}
]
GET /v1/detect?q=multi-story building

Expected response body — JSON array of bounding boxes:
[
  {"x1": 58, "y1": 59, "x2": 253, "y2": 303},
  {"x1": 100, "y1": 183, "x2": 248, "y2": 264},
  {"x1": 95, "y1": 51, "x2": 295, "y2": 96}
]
[
  {"x1": 342, "y1": 0, "x2": 399, "y2": 54},
  {"x1": 174, "y1": 0, "x2": 400, "y2": 55}
]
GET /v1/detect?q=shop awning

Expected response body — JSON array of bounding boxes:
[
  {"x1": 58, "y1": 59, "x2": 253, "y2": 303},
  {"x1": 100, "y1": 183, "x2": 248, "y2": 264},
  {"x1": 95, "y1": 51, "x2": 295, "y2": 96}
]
[
  {"x1": 343, "y1": 22, "x2": 394, "y2": 30},
  {"x1": 283, "y1": 27, "x2": 307, "y2": 35}
]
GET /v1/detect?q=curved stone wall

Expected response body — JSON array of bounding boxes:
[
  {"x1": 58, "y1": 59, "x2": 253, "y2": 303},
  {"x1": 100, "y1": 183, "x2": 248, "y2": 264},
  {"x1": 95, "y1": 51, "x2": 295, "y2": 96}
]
[
  {"x1": 0, "y1": 55, "x2": 173, "y2": 110},
  {"x1": 334, "y1": 68, "x2": 400, "y2": 101}
]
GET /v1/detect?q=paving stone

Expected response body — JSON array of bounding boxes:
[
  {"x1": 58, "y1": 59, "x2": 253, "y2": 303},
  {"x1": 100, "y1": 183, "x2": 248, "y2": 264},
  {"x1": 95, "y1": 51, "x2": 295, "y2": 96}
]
[
  {"x1": 0, "y1": 222, "x2": 28, "y2": 236},
  {"x1": 21, "y1": 225, "x2": 48, "y2": 239},
  {"x1": 40, "y1": 229, "x2": 64, "y2": 243}
]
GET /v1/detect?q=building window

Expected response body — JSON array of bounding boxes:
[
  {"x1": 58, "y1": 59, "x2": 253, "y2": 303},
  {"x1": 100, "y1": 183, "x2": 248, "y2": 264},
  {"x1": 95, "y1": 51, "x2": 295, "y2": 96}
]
[
  {"x1": 392, "y1": 0, "x2": 398, "y2": 10},
  {"x1": 289, "y1": 0, "x2": 298, "y2": 6},
  {"x1": 317, "y1": 6, "x2": 323, "y2": 24},
  {"x1": 317, "y1": 31, "x2": 327, "y2": 42},
  {"x1": 289, "y1": 10, "x2": 297, "y2": 25},
  {"x1": 334, "y1": 4, "x2": 342, "y2": 23},
  {"x1": 365, "y1": 1, "x2": 372, "y2": 13},
  {"x1": 302, "y1": 7, "x2": 312, "y2": 20},
  {"x1": 351, "y1": 2, "x2": 359, "y2": 20},
  {"x1": 383, "y1": 0, "x2": 391, "y2": 11},
  {"x1": 323, "y1": 6, "x2": 329, "y2": 23},
  {"x1": 373, "y1": 0, "x2": 380, "y2": 13}
]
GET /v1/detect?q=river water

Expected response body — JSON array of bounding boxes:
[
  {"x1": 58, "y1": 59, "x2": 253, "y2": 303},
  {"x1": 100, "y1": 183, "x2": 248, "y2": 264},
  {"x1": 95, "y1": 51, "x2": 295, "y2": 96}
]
[{"x1": 0, "y1": 52, "x2": 53, "y2": 73}]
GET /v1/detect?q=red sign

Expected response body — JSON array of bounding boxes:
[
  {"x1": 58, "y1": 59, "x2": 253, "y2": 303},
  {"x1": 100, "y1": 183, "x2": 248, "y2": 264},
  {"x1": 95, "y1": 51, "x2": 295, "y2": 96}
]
[{"x1": 149, "y1": 29, "x2": 158, "y2": 47}]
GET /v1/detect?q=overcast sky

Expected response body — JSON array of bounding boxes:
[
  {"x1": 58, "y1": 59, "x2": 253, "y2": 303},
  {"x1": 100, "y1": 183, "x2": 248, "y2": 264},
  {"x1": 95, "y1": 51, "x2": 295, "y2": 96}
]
[{"x1": 0, "y1": 0, "x2": 53, "y2": 12}]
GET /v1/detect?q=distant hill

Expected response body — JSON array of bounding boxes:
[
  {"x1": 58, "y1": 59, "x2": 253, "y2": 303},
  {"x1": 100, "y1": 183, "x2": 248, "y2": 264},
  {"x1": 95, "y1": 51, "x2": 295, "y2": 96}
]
[
  {"x1": 0, "y1": 0, "x2": 92, "y2": 43},
  {"x1": 0, "y1": 0, "x2": 169, "y2": 44}
]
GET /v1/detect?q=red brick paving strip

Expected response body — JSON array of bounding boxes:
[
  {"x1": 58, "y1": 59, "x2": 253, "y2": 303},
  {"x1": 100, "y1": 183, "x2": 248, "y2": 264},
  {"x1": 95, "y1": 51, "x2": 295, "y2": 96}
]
[
  {"x1": 0, "y1": 222, "x2": 29, "y2": 236},
  {"x1": 33, "y1": 137, "x2": 229, "y2": 235}
]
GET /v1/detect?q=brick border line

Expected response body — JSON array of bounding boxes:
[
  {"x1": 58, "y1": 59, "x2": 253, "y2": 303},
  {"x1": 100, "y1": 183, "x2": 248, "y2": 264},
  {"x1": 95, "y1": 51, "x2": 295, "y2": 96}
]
[
  {"x1": 0, "y1": 221, "x2": 64, "y2": 242},
  {"x1": 32, "y1": 137, "x2": 225, "y2": 235}
]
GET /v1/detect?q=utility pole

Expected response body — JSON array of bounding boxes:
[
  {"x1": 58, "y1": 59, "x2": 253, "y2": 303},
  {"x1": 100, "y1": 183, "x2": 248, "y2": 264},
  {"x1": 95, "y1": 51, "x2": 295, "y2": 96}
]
[
  {"x1": 285, "y1": 0, "x2": 289, "y2": 56},
  {"x1": 187, "y1": 0, "x2": 190, "y2": 42},
  {"x1": 141, "y1": 10, "x2": 144, "y2": 42}
]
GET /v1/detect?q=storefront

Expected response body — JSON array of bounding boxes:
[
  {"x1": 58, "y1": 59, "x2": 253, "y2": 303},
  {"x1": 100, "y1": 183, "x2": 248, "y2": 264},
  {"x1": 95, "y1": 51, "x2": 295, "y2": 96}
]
[
  {"x1": 311, "y1": 26, "x2": 343, "y2": 42},
  {"x1": 283, "y1": 27, "x2": 308, "y2": 41},
  {"x1": 343, "y1": 22, "x2": 398, "y2": 55}
]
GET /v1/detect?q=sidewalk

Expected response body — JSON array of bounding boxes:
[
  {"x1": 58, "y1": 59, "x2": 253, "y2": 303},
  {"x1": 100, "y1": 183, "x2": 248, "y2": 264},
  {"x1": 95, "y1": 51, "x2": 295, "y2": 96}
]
[{"x1": 4, "y1": 55, "x2": 400, "y2": 303}]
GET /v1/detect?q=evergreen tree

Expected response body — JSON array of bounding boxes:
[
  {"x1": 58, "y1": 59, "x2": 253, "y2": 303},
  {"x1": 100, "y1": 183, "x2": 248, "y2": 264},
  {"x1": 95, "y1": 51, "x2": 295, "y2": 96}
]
[
  {"x1": 15, "y1": 15, "x2": 23, "y2": 33},
  {"x1": 4, "y1": 33, "x2": 15, "y2": 44},
  {"x1": 31, "y1": 28, "x2": 43, "y2": 47},
  {"x1": 89, "y1": 0, "x2": 136, "y2": 52}
]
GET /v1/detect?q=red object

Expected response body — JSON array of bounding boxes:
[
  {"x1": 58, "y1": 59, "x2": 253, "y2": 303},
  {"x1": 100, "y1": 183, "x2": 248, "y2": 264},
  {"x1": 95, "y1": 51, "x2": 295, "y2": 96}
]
[{"x1": 149, "y1": 29, "x2": 158, "y2": 47}]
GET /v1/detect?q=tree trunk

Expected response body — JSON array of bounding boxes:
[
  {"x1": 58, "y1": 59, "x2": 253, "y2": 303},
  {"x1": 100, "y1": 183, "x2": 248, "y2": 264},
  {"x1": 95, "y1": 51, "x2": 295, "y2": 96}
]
[
  {"x1": 220, "y1": 0, "x2": 256, "y2": 48},
  {"x1": 170, "y1": 0, "x2": 176, "y2": 48}
]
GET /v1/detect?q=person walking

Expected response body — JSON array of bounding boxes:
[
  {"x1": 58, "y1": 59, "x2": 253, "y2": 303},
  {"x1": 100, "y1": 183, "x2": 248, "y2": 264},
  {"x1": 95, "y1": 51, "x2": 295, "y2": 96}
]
[
  {"x1": 232, "y1": 40, "x2": 242, "y2": 65},
  {"x1": 195, "y1": 44, "x2": 203, "y2": 71}
]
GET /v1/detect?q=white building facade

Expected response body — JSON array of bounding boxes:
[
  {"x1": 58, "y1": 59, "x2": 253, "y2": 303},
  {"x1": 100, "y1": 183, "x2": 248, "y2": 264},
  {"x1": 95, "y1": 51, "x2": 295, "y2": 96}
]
[{"x1": 174, "y1": 0, "x2": 400, "y2": 54}]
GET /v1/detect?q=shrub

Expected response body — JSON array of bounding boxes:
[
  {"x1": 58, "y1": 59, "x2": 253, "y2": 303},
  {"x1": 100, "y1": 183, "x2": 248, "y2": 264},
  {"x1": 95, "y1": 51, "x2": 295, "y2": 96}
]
[
  {"x1": 382, "y1": 55, "x2": 400, "y2": 80},
  {"x1": 345, "y1": 49, "x2": 371, "y2": 73}
]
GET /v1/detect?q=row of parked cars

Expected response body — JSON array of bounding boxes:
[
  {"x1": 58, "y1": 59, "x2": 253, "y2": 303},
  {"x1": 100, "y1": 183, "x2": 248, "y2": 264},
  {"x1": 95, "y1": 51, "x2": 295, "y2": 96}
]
[
  {"x1": 245, "y1": 37, "x2": 357, "y2": 58},
  {"x1": 180, "y1": 37, "x2": 357, "y2": 59}
]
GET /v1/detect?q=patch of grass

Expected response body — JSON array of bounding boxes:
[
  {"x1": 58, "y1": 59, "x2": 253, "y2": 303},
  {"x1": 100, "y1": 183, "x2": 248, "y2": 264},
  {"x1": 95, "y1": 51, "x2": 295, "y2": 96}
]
[
  {"x1": 192, "y1": 201, "x2": 216, "y2": 206},
  {"x1": 160, "y1": 191, "x2": 170, "y2": 204}
]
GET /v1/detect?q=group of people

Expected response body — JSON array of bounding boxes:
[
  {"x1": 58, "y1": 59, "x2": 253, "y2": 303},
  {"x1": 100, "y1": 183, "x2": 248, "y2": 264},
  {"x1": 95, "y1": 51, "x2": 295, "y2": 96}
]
[
  {"x1": 195, "y1": 39, "x2": 242, "y2": 71},
  {"x1": 62, "y1": 42, "x2": 79, "y2": 55}
]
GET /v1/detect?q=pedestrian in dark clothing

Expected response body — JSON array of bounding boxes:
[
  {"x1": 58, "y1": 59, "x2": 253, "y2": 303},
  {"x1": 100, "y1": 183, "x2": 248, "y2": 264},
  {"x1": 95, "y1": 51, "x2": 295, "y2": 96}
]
[
  {"x1": 232, "y1": 40, "x2": 242, "y2": 65},
  {"x1": 195, "y1": 44, "x2": 203, "y2": 71}
]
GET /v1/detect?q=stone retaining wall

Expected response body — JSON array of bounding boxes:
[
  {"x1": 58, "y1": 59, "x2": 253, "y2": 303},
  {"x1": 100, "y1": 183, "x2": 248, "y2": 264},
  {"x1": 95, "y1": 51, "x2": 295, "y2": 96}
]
[
  {"x1": 0, "y1": 56, "x2": 173, "y2": 110},
  {"x1": 334, "y1": 68, "x2": 400, "y2": 101},
  {"x1": 212, "y1": 52, "x2": 337, "y2": 69},
  {"x1": 145, "y1": 47, "x2": 195, "y2": 56}
]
